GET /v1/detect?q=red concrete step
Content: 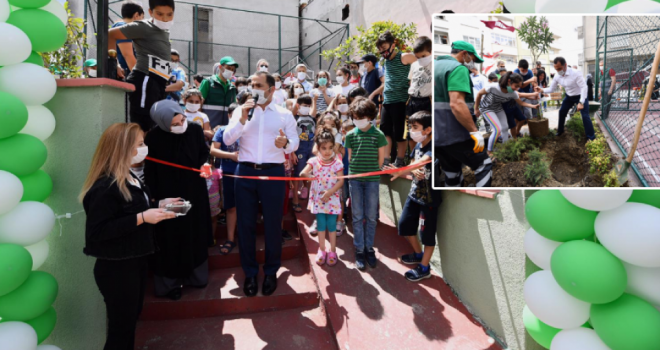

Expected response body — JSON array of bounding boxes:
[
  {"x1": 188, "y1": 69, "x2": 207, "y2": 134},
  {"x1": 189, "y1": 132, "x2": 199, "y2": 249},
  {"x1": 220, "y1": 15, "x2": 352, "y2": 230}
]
[
  {"x1": 140, "y1": 258, "x2": 320, "y2": 321},
  {"x1": 135, "y1": 305, "x2": 339, "y2": 350}
]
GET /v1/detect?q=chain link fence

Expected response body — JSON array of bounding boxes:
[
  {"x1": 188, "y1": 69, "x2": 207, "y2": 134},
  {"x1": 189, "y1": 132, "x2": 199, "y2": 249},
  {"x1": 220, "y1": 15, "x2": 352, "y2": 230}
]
[
  {"x1": 83, "y1": 0, "x2": 349, "y2": 81},
  {"x1": 596, "y1": 16, "x2": 660, "y2": 187}
]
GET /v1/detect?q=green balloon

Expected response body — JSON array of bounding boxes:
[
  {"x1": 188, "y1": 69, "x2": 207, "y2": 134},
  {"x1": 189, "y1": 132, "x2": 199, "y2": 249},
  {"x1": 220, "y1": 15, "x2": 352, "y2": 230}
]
[
  {"x1": 6, "y1": 9, "x2": 66, "y2": 53},
  {"x1": 525, "y1": 190, "x2": 598, "y2": 242},
  {"x1": 23, "y1": 51, "x2": 44, "y2": 67},
  {"x1": 18, "y1": 170, "x2": 53, "y2": 202},
  {"x1": 25, "y1": 306, "x2": 56, "y2": 344},
  {"x1": 628, "y1": 190, "x2": 660, "y2": 210},
  {"x1": 0, "y1": 271, "x2": 58, "y2": 321},
  {"x1": 551, "y1": 240, "x2": 627, "y2": 304},
  {"x1": 0, "y1": 244, "x2": 33, "y2": 298},
  {"x1": 0, "y1": 134, "x2": 47, "y2": 176},
  {"x1": 8, "y1": 0, "x2": 50, "y2": 8},
  {"x1": 0, "y1": 91, "x2": 29, "y2": 140},
  {"x1": 591, "y1": 294, "x2": 660, "y2": 350},
  {"x1": 523, "y1": 305, "x2": 560, "y2": 349}
]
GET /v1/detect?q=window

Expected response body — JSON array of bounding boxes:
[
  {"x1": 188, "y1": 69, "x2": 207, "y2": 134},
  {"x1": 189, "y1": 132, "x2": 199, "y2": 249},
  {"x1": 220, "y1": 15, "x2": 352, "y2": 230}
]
[
  {"x1": 195, "y1": 8, "x2": 213, "y2": 62},
  {"x1": 463, "y1": 35, "x2": 481, "y2": 49},
  {"x1": 435, "y1": 31, "x2": 449, "y2": 45},
  {"x1": 491, "y1": 33, "x2": 516, "y2": 47},
  {"x1": 501, "y1": 55, "x2": 517, "y2": 65}
]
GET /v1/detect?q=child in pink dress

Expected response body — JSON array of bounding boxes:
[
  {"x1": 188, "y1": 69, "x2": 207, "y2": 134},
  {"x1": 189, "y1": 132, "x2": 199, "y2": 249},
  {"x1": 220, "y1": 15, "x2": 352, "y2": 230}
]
[
  {"x1": 300, "y1": 129, "x2": 344, "y2": 266},
  {"x1": 206, "y1": 159, "x2": 223, "y2": 243}
]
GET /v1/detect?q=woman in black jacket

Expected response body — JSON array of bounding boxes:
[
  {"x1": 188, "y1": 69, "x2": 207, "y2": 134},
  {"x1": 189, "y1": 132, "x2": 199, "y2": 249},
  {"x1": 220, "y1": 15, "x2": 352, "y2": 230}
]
[{"x1": 80, "y1": 122, "x2": 180, "y2": 350}]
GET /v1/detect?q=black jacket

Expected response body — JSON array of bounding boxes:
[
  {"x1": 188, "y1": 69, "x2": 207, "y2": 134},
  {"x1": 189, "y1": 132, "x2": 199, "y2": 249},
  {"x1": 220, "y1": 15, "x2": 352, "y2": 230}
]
[{"x1": 83, "y1": 173, "x2": 156, "y2": 260}]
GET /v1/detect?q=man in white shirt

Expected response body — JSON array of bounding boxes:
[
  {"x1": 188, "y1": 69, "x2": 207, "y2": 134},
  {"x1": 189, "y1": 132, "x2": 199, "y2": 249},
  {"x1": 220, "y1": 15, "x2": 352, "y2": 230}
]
[
  {"x1": 223, "y1": 72, "x2": 299, "y2": 297},
  {"x1": 295, "y1": 64, "x2": 313, "y2": 92},
  {"x1": 536, "y1": 57, "x2": 595, "y2": 140},
  {"x1": 469, "y1": 67, "x2": 488, "y2": 97}
]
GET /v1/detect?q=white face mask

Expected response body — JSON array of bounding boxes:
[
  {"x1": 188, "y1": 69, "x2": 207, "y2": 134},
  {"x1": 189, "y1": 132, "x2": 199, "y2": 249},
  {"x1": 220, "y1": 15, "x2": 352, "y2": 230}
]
[
  {"x1": 298, "y1": 106, "x2": 310, "y2": 115},
  {"x1": 353, "y1": 118, "x2": 370, "y2": 129},
  {"x1": 171, "y1": 119, "x2": 188, "y2": 134},
  {"x1": 338, "y1": 104, "x2": 349, "y2": 113},
  {"x1": 463, "y1": 54, "x2": 476, "y2": 70},
  {"x1": 88, "y1": 69, "x2": 97, "y2": 77},
  {"x1": 186, "y1": 103, "x2": 200, "y2": 112},
  {"x1": 336, "y1": 76, "x2": 345, "y2": 85},
  {"x1": 294, "y1": 87, "x2": 304, "y2": 96},
  {"x1": 153, "y1": 18, "x2": 174, "y2": 31},
  {"x1": 418, "y1": 55, "x2": 433, "y2": 66},
  {"x1": 409, "y1": 130, "x2": 427, "y2": 143},
  {"x1": 297, "y1": 72, "x2": 307, "y2": 81},
  {"x1": 238, "y1": 86, "x2": 248, "y2": 92},
  {"x1": 221, "y1": 68, "x2": 234, "y2": 80},
  {"x1": 275, "y1": 81, "x2": 282, "y2": 89},
  {"x1": 171, "y1": 62, "x2": 179, "y2": 70},
  {"x1": 253, "y1": 88, "x2": 270, "y2": 104},
  {"x1": 131, "y1": 146, "x2": 148, "y2": 164},
  {"x1": 359, "y1": 65, "x2": 367, "y2": 75},
  {"x1": 259, "y1": 65, "x2": 269, "y2": 72},
  {"x1": 557, "y1": 69, "x2": 566, "y2": 77}
]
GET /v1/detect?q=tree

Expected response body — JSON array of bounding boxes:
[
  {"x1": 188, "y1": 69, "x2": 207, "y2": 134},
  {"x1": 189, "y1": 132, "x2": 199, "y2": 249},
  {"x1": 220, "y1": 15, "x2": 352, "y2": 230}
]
[
  {"x1": 516, "y1": 16, "x2": 555, "y2": 67},
  {"x1": 321, "y1": 21, "x2": 417, "y2": 69},
  {"x1": 40, "y1": 2, "x2": 90, "y2": 78}
]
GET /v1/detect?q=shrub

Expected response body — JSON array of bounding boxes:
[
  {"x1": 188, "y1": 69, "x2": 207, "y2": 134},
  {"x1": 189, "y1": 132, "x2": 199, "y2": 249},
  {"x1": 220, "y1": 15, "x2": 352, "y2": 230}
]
[
  {"x1": 493, "y1": 136, "x2": 540, "y2": 162},
  {"x1": 524, "y1": 148, "x2": 551, "y2": 186},
  {"x1": 603, "y1": 169, "x2": 620, "y2": 187}
]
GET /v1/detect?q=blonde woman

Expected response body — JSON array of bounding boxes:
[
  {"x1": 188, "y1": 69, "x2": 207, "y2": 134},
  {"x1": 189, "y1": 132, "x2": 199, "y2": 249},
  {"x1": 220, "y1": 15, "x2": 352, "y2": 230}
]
[
  {"x1": 256, "y1": 58, "x2": 270, "y2": 73},
  {"x1": 80, "y1": 123, "x2": 180, "y2": 349}
]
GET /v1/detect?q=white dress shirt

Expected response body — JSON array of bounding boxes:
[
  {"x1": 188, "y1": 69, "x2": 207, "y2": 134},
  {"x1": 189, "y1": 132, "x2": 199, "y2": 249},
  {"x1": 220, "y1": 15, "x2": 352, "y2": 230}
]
[
  {"x1": 223, "y1": 100, "x2": 299, "y2": 164},
  {"x1": 543, "y1": 67, "x2": 588, "y2": 104}
]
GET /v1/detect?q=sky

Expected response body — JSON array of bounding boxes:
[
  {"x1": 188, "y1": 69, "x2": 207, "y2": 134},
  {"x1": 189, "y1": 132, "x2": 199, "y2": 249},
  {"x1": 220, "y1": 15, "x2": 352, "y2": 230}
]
[{"x1": 544, "y1": 16, "x2": 585, "y2": 67}]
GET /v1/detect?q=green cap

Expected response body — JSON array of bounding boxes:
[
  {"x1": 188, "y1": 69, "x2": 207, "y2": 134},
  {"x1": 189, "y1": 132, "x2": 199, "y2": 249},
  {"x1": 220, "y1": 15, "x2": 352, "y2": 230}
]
[
  {"x1": 84, "y1": 58, "x2": 97, "y2": 67},
  {"x1": 451, "y1": 41, "x2": 484, "y2": 63},
  {"x1": 219, "y1": 56, "x2": 239, "y2": 68}
]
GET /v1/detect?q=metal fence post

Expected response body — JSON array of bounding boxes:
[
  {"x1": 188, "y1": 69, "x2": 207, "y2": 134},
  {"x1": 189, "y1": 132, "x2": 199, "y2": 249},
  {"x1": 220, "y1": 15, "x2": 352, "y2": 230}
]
[
  {"x1": 278, "y1": 15, "x2": 282, "y2": 74},
  {"x1": 318, "y1": 41, "x2": 322, "y2": 72},
  {"x1": 188, "y1": 41, "x2": 192, "y2": 80},
  {"x1": 97, "y1": 0, "x2": 108, "y2": 78},
  {"x1": 194, "y1": 5, "x2": 199, "y2": 75},
  {"x1": 595, "y1": 17, "x2": 600, "y2": 102},
  {"x1": 248, "y1": 47, "x2": 251, "y2": 76}
]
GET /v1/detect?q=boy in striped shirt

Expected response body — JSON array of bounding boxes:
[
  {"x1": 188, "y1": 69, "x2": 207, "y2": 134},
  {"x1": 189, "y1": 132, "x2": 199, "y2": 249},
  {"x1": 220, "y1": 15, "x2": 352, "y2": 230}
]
[{"x1": 344, "y1": 97, "x2": 388, "y2": 270}]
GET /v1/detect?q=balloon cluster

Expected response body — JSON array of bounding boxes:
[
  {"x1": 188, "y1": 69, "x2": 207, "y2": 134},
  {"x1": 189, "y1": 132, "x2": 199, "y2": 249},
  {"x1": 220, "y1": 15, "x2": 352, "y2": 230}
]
[
  {"x1": 503, "y1": 0, "x2": 660, "y2": 13},
  {"x1": 0, "y1": 0, "x2": 66, "y2": 349},
  {"x1": 523, "y1": 190, "x2": 660, "y2": 350}
]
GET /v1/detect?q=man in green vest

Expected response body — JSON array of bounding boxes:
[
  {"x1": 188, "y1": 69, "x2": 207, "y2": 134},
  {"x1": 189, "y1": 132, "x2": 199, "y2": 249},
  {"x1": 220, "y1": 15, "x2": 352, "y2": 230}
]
[
  {"x1": 434, "y1": 41, "x2": 492, "y2": 187},
  {"x1": 200, "y1": 56, "x2": 239, "y2": 128}
]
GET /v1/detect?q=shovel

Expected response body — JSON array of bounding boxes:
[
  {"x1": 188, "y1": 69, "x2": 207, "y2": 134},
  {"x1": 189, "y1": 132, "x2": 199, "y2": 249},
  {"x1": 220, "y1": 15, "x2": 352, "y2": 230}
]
[{"x1": 615, "y1": 39, "x2": 660, "y2": 184}]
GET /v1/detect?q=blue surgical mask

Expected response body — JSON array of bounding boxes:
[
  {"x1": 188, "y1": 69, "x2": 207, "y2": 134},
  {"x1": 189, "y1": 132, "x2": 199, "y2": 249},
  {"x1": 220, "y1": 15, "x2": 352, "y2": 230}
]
[{"x1": 318, "y1": 78, "x2": 328, "y2": 86}]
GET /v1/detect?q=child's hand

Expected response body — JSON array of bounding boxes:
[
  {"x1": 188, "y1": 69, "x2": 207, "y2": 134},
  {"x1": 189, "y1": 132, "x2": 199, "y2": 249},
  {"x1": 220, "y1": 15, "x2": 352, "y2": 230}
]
[
  {"x1": 412, "y1": 169, "x2": 425, "y2": 180},
  {"x1": 319, "y1": 190, "x2": 331, "y2": 202}
]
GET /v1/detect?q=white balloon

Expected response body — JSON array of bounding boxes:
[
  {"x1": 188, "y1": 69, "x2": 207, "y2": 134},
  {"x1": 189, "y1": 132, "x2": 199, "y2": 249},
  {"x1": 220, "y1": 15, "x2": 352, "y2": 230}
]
[
  {"x1": 0, "y1": 201, "x2": 55, "y2": 246},
  {"x1": 536, "y1": 0, "x2": 608, "y2": 12},
  {"x1": 0, "y1": 0, "x2": 9, "y2": 23},
  {"x1": 24, "y1": 239, "x2": 49, "y2": 270},
  {"x1": 623, "y1": 262, "x2": 660, "y2": 306},
  {"x1": 605, "y1": 0, "x2": 660, "y2": 13},
  {"x1": 20, "y1": 105, "x2": 56, "y2": 141},
  {"x1": 0, "y1": 170, "x2": 23, "y2": 215},
  {"x1": 551, "y1": 328, "x2": 612, "y2": 350},
  {"x1": 524, "y1": 270, "x2": 591, "y2": 329},
  {"x1": 0, "y1": 64, "x2": 56, "y2": 105},
  {"x1": 0, "y1": 321, "x2": 38, "y2": 350},
  {"x1": 524, "y1": 228, "x2": 562, "y2": 270},
  {"x1": 0, "y1": 23, "x2": 31, "y2": 66},
  {"x1": 39, "y1": 0, "x2": 67, "y2": 25},
  {"x1": 37, "y1": 345, "x2": 61, "y2": 350},
  {"x1": 595, "y1": 202, "x2": 660, "y2": 267},
  {"x1": 560, "y1": 189, "x2": 632, "y2": 212},
  {"x1": 503, "y1": 0, "x2": 536, "y2": 12}
]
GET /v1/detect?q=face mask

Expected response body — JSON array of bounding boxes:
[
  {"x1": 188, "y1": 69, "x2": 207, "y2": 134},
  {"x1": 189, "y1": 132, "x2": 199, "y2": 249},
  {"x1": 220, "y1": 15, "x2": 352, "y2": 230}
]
[
  {"x1": 253, "y1": 88, "x2": 269, "y2": 104},
  {"x1": 131, "y1": 146, "x2": 148, "y2": 164},
  {"x1": 350, "y1": 69, "x2": 358, "y2": 77},
  {"x1": 353, "y1": 118, "x2": 370, "y2": 129},
  {"x1": 338, "y1": 104, "x2": 349, "y2": 113},
  {"x1": 381, "y1": 46, "x2": 393, "y2": 59},
  {"x1": 463, "y1": 54, "x2": 476, "y2": 70},
  {"x1": 88, "y1": 69, "x2": 97, "y2": 78},
  {"x1": 171, "y1": 119, "x2": 188, "y2": 134},
  {"x1": 507, "y1": 86, "x2": 514, "y2": 93},
  {"x1": 498, "y1": 67, "x2": 506, "y2": 72},
  {"x1": 359, "y1": 66, "x2": 367, "y2": 75},
  {"x1": 186, "y1": 103, "x2": 201, "y2": 112},
  {"x1": 221, "y1": 68, "x2": 233, "y2": 80},
  {"x1": 275, "y1": 81, "x2": 282, "y2": 89},
  {"x1": 294, "y1": 88, "x2": 304, "y2": 96},
  {"x1": 418, "y1": 55, "x2": 433, "y2": 66},
  {"x1": 153, "y1": 18, "x2": 174, "y2": 31},
  {"x1": 331, "y1": 127, "x2": 338, "y2": 135},
  {"x1": 557, "y1": 69, "x2": 566, "y2": 77},
  {"x1": 171, "y1": 62, "x2": 179, "y2": 70},
  {"x1": 318, "y1": 78, "x2": 328, "y2": 86},
  {"x1": 238, "y1": 86, "x2": 248, "y2": 92},
  {"x1": 409, "y1": 131, "x2": 427, "y2": 143},
  {"x1": 336, "y1": 76, "x2": 345, "y2": 85},
  {"x1": 259, "y1": 65, "x2": 269, "y2": 72},
  {"x1": 298, "y1": 106, "x2": 310, "y2": 115},
  {"x1": 297, "y1": 72, "x2": 307, "y2": 81}
]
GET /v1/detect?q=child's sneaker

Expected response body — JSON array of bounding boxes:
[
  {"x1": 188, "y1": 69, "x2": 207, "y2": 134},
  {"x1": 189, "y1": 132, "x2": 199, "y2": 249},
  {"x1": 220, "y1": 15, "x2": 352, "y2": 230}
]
[
  {"x1": 316, "y1": 249, "x2": 327, "y2": 266},
  {"x1": 336, "y1": 219, "x2": 345, "y2": 236},
  {"x1": 399, "y1": 252, "x2": 423, "y2": 265},
  {"x1": 327, "y1": 251, "x2": 338, "y2": 266},
  {"x1": 366, "y1": 248, "x2": 377, "y2": 268},
  {"x1": 405, "y1": 264, "x2": 432, "y2": 282},
  {"x1": 355, "y1": 249, "x2": 366, "y2": 271},
  {"x1": 309, "y1": 219, "x2": 318, "y2": 236}
]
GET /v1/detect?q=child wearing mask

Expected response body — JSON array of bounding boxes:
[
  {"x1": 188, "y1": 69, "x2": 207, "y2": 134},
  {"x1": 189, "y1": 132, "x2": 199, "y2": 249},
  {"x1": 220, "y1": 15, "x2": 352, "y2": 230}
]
[
  {"x1": 182, "y1": 89, "x2": 213, "y2": 141},
  {"x1": 272, "y1": 73, "x2": 288, "y2": 106},
  {"x1": 290, "y1": 95, "x2": 317, "y2": 212},
  {"x1": 235, "y1": 77, "x2": 250, "y2": 94},
  {"x1": 333, "y1": 67, "x2": 356, "y2": 97},
  {"x1": 406, "y1": 36, "x2": 433, "y2": 155},
  {"x1": 286, "y1": 82, "x2": 306, "y2": 110},
  {"x1": 311, "y1": 70, "x2": 335, "y2": 113}
]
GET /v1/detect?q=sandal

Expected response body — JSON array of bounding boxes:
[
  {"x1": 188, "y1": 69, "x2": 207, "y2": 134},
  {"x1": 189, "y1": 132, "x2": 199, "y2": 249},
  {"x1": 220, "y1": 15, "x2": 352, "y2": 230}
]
[
  {"x1": 292, "y1": 203, "x2": 302, "y2": 213},
  {"x1": 316, "y1": 249, "x2": 327, "y2": 266},
  {"x1": 327, "y1": 251, "x2": 338, "y2": 266},
  {"x1": 219, "y1": 240, "x2": 236, "y2": 255}
]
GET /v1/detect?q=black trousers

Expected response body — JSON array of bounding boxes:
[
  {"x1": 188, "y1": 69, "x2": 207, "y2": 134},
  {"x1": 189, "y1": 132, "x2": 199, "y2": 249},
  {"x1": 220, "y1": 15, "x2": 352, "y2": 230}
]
[
  {"x1": 126, "y1": 70, "x2": 166, "y2": 133},
  {"x1": 435, "y1": 139, "x2": 493, "y2": 187},
  {"x1": 94, "y1": 256, "x2": 148, "y2": 350}
]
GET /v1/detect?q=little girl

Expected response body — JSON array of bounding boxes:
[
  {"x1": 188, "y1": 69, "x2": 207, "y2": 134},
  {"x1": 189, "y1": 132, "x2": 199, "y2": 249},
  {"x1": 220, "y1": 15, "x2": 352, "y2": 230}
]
[
  {"x1": 300, "y1": 129, "x2": 344, "y2": 266},
  {"x1": 182, "y1": 89, "x2": 214, "y2": 142}
]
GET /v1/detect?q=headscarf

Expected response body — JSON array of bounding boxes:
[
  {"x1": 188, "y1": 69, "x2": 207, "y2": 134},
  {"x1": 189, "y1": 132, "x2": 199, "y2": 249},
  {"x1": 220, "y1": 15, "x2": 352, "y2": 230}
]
[
  {"x1": 150, "y1": 99, "x2": 183, "y2": 132},
  {"x1": 586, "y1": 73, "x2": 593, "y2": 80}
]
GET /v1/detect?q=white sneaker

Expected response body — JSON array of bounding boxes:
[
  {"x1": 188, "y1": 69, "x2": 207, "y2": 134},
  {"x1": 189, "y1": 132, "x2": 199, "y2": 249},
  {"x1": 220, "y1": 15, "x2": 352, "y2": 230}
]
[
  {"x1": 309, "y1": 219, "x2": 318, "y2": 236},
  {"x1": 336, "y1": 219, "x2": 345, "y2": 236}
]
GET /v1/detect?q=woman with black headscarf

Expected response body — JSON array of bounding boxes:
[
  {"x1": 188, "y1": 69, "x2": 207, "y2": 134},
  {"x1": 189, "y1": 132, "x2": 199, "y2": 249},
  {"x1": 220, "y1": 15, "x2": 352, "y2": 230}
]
[{"x1": 144, "y1": 99, "x2": 213, "y2": 300}]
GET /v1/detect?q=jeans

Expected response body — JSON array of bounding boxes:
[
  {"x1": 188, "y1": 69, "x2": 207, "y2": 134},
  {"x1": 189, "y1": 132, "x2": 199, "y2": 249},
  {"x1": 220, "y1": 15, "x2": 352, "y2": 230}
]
[
  {"x1": 349, "y1": 180, "x2": 379, "y2": 250},
  {"x1": 559, "y1": 95, "x2": 596, "y2": 141}
]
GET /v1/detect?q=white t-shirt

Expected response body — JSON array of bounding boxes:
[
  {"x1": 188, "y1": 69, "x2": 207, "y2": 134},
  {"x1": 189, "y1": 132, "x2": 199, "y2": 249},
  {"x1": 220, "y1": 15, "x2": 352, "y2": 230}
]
[
  {"x1": 333, "y1": 83, "x2": 356, "y2": 98},
  {"x1": 273, "y1": 89, "x2": 288, "y2": 106},
  {"x1": 408, "y1": 61, "x2": 432, "y2": 98},
  {"x1": 185, "y1": 111, "x2": 209, "y2": 127}
]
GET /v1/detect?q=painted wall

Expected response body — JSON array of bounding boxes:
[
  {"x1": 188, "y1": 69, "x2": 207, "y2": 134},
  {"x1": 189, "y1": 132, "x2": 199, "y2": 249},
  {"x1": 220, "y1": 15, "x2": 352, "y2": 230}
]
[
  {"x1": 379, "y1": 180, "x2": 544, "y2": 350},
  {"x1": 40, "y1": 84, "x2": 129, "y2": 349}
]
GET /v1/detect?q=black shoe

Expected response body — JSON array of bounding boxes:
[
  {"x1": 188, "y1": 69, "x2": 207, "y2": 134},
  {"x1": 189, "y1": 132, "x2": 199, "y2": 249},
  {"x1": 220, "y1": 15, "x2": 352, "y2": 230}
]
[
  {"x1": 355, "y1": 249, "x2": 366, "y2": 271},
  {"x1": 262, "y1": 274, "x2": 278, "y2": 296},
  {"x1": 399, "y1": 253, "x2": 422, "y2": 265},
  {"x1": 243, "y1": 277, "x2": 258, "y2": 297},
  {"x1": 366, "y1": 248, "x2": 377, "y2": 268},
  {"x1": 282, "y1": 229, "x2": 293, "y2": 241},
  {"x1": 555, "y1": 132, "x2": 564, "y2": 137},
  {"x1": 167, "y1": 287, "x2": 182, "y2": 301}
]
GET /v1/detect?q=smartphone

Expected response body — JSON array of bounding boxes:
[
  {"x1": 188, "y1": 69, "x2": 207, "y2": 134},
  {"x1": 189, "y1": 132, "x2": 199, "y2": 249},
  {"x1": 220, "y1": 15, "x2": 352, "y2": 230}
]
[{"x1": 165, "y1": 201, "x2": 192, "y2": 216}]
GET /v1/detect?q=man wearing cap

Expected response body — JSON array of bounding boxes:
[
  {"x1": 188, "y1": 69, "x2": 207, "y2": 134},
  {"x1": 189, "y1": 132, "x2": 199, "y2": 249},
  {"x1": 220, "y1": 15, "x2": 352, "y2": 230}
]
[
  {"x1": 200, "y1": 56, "x2": 239, "y2": 128},
  {"x1": 166, "y1": 49, "x2": 187, "y2": 101},
  {"x1": 434, "y1": 40, "x2": 493, "y2": 187},
  {"x1": 358, "y1": 54, "x2": 385, "y2": 106},
  {"x1": 84, "y1": 59, "x2": 98, "y2": 78}
]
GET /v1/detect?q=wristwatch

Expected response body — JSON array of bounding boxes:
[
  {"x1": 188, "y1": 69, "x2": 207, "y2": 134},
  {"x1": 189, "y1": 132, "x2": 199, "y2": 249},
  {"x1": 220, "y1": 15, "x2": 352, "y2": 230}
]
[{"x1": 284, "y1": 138, "x2": 290, "y2": 148}]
